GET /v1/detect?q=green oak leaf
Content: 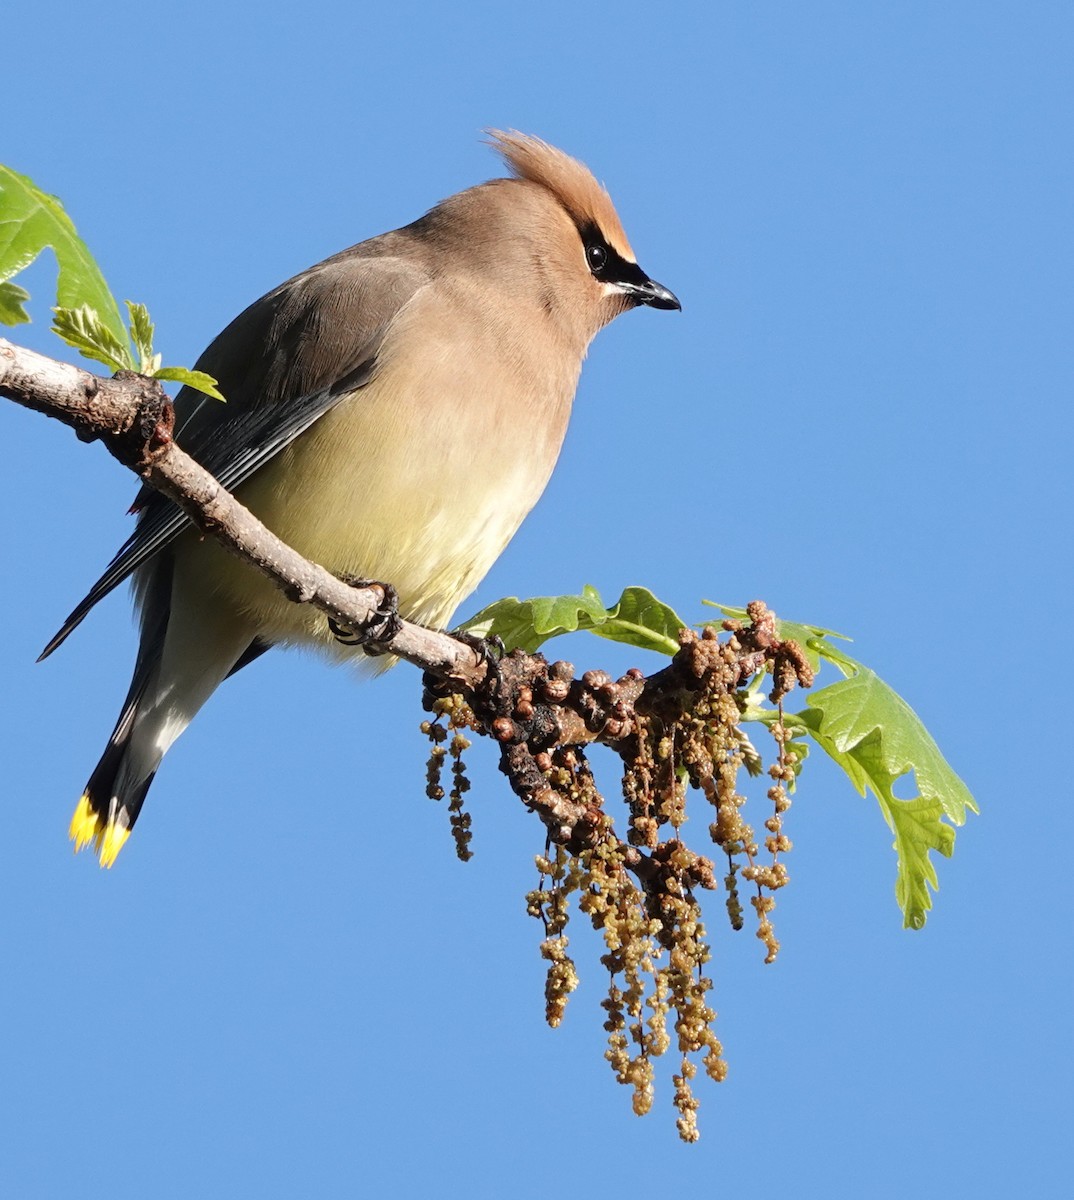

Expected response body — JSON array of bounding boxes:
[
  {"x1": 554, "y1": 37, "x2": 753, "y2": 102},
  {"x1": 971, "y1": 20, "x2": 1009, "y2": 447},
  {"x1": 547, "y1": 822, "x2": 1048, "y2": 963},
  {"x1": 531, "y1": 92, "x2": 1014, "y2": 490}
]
[
  {"x1": 1, "y1": 164, "x2": 224, "y2": 399},
  {"x1": 126, "y1": 301, "x2": 160, "y2": 374},
  {"x1": 0, "y1": 280, "x2": 30, "y2": 324},
  {"x1": 152, "y1": 366, "x2": 225, "y2": 402},
  {"x1": 51, "y1": 304, "x2": 134, "y2": 372},
  {"x1": 586, "y1": 586, "x2": 687, "y2": 655},
  {"x1": 458, "y1": 585, "x2": 613, "y2": 653},
  {"x1": 0, "y1": 164, "x2": 126, "y2": 344},
  {"x1": 51, "y1": 305, "x2": 224, "y2": 401},
  {"x1": 797, "y1": 667, "x2": 976, "y2": 929},
  {"x1": 459, "y1": 585, "x2": 687, "y2": 656}
]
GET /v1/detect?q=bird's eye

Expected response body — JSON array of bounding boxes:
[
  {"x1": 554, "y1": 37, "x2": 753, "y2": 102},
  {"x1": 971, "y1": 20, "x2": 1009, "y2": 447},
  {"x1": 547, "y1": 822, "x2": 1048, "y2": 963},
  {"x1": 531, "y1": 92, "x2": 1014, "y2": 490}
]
[{"x1": 586, "y1": 243, "x2": 608, "y2": 273}]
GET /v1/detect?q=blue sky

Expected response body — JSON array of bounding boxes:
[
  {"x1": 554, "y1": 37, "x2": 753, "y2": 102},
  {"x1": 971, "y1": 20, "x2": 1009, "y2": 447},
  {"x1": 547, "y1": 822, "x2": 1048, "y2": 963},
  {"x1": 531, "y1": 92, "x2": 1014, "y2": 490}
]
[{"x1": 2, "y1": 2, "x2": 1071, "y2": 1196}]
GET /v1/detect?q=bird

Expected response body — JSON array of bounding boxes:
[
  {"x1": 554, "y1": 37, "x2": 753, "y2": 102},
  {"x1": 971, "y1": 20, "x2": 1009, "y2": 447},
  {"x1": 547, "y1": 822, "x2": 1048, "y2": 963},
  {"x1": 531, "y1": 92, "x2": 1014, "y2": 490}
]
[{"x1": 42, "y1": 130, "x2": 680, "y2": 866}]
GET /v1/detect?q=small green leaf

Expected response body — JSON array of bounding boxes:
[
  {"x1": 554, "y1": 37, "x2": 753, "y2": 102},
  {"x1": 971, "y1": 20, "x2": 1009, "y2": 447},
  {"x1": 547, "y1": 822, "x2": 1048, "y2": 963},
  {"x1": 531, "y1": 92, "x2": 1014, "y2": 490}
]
[
  {"x1": 0, "y1": 164, "x2": 126, "y2": 346},
  {"x1": 458, "y1": 585, "x2": 687, "y2": 656},
  {"x1": 588, "y1": 586, "x2": 687, "y2": 655},
  {"x1": 126, "y1": 301, "x2": 156, "y2": 373},
  {"x1": 459, "y1": 586, "x2": 610, "y2": 653},
  {"x1": 797, "y1": 666, "x2": 976, "y2": 928},
  {"x1": 153, "y1": 366, "x2": 226, "y2": 402},
  {"x1": 51, "y1": 304, "x2": 134, "y2": 373},
  {"x1": 0, "y1": 279, "x2": 30, "y2": 325}
]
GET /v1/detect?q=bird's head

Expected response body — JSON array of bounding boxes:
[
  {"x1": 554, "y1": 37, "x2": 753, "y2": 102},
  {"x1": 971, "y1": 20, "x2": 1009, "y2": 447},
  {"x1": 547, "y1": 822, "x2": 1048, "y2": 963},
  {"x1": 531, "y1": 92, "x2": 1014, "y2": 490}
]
[
  {"x1": 410, "y1": 131, "x2": 679, "y2": 347},
  {"x1": 486, "y1": 129, "x2": 680, "y2": 321}
]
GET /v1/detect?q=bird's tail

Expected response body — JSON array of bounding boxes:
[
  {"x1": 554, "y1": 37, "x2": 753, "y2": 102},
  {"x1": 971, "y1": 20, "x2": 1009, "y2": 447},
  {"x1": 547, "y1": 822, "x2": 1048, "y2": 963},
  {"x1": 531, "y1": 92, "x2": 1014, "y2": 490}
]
[
  {"x1": 68, "y1": 666, "x2": 163, "y2": 867},
  {"x1": 67, "y1": 560, "x2": 257, "y2": 868}
]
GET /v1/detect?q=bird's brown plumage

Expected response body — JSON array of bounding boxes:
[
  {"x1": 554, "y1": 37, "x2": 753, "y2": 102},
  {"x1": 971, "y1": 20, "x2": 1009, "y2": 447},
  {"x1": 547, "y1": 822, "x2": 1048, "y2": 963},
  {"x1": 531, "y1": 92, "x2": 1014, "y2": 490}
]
[
  {"x1": 55, "y1": 131, "x2": 679, "y2": 865},
  {"x1": 487, "y1": 129, "x2": 636, "y2": 262}
]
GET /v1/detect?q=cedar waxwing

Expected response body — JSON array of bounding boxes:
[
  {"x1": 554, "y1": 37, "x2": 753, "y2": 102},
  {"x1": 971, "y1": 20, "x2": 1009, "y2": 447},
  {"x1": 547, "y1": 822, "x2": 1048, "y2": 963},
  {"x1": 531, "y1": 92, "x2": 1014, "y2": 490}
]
[{"x1": 42, "y1": 131, "x2": 680, "y2": 866}]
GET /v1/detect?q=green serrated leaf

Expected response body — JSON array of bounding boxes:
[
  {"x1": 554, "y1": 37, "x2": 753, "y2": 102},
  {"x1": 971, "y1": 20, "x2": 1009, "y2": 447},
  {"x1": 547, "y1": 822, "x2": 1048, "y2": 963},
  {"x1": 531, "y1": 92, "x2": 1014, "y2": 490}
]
[
  {"x1": 126, "y1": 300, "x2": 156, "y2": 373},
  {"x1": 887, "y1": 792, "x2": 954, "y2": 930},
  {"x1": 797, "y1": 667, "x2": 976, "y2": 928},
  {"x1": 458, "y1": 586, "x2": 609, "y2": 653},
  {"x1": 152, "y1": 366, "x2": 226, "y2": 402},
  {"x1": 588, "y1": 586, "x2": 687, "y2": 656},
  {"x1": 0, "y1": 164, "x2": 126, "y2": 346},
  {"x1": 458, "y1": 585, "x2": 687, "y2": 656},
  {"x1": 51, "y1": 304, "x2": 134, "y2": 372},
  {"x1": 0, "y1": 279, "x2": 30, "y2": 325}
]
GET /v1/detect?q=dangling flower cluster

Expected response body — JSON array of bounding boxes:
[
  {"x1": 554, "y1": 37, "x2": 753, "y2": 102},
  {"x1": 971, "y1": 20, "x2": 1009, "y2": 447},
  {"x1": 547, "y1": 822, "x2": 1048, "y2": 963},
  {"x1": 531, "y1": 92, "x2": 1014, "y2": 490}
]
[
  {"x1": 420, "y1": 601, "x2": 814, "y2": 1141},
  {"x1": 525, "y1": 748, "x2": 729, "y2": 1141},
  {"x1": 420, "y1": 692, "x2": 475, "y2": 861}
]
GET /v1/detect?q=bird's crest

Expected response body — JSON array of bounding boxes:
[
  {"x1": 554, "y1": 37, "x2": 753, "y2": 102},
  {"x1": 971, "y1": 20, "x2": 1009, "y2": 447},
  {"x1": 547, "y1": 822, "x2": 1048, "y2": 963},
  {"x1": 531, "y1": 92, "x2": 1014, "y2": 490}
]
[{"x1": 487, "y1": 129, "x2": 636, "y2": 262}]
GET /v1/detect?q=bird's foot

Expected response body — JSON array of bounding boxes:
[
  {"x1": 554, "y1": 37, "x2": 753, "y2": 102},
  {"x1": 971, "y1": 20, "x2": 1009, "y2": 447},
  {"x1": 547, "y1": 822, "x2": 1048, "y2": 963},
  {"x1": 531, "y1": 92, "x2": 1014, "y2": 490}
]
[
  {"x1": 451, "y1": 629, "x2": 506, "y2": 671},
  {"x1": 328, "y1": 578, "x2": 402, "y2": 654}
]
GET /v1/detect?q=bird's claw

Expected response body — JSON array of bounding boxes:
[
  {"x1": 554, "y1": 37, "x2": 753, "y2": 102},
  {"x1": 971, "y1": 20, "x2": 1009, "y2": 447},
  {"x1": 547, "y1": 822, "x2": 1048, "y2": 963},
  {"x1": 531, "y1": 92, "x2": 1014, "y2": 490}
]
[
  {"x1": 452, "y1": 629, "x2": 507, "y2": 670},
  {"x1": 328, "y1": 578, "x2": 402, "y2": 653}
]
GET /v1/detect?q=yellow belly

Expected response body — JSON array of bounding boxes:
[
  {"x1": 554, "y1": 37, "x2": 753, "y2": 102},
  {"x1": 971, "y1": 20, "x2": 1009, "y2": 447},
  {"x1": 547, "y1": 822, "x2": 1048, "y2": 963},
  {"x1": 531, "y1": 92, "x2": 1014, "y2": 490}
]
[{"x1": 173, "y1": 295, "x2": 579, "y2": 653}]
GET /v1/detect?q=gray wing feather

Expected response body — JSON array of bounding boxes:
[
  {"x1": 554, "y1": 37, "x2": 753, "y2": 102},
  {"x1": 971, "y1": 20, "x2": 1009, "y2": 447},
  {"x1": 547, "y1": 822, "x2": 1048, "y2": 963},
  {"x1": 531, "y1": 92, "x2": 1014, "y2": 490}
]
[{"x1": 40, "y1": 248, "x2": 427, "y2": 659}]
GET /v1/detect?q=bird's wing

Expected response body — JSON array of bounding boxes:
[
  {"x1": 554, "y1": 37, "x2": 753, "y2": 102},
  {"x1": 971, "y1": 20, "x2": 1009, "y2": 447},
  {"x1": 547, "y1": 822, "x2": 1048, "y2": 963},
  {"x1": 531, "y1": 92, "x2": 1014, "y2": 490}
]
[{"x1": 40, "y1": 250, "x2": 429, "y2": 659}]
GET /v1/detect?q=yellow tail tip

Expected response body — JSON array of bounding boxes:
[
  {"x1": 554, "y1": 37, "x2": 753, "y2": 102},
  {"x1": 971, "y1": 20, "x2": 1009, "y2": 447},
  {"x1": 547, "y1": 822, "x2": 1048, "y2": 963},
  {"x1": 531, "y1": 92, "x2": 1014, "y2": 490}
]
[
  {"x1": 69, "y1": 796, "x2": 130, "y2": 867},
  {"x1": 69, "y1": 795, "x2": 104, "y2": 854},
  {"x1": 98, "y1": 822, "x2": 131, "y2": 869}
]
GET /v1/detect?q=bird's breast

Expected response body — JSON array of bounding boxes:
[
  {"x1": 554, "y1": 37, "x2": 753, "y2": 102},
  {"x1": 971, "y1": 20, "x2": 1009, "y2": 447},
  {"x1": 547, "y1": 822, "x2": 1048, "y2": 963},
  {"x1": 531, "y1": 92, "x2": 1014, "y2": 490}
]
[{"x1": 181, "y1": 287, "x2": 582, "y2": 648}]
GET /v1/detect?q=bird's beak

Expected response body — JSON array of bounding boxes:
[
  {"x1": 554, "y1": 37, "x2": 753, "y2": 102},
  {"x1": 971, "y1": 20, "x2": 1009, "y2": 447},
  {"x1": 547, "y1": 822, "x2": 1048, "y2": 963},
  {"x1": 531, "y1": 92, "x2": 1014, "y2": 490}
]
[{"x1": 622, "y1": 273, "x2": 681, "y2": 311}]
